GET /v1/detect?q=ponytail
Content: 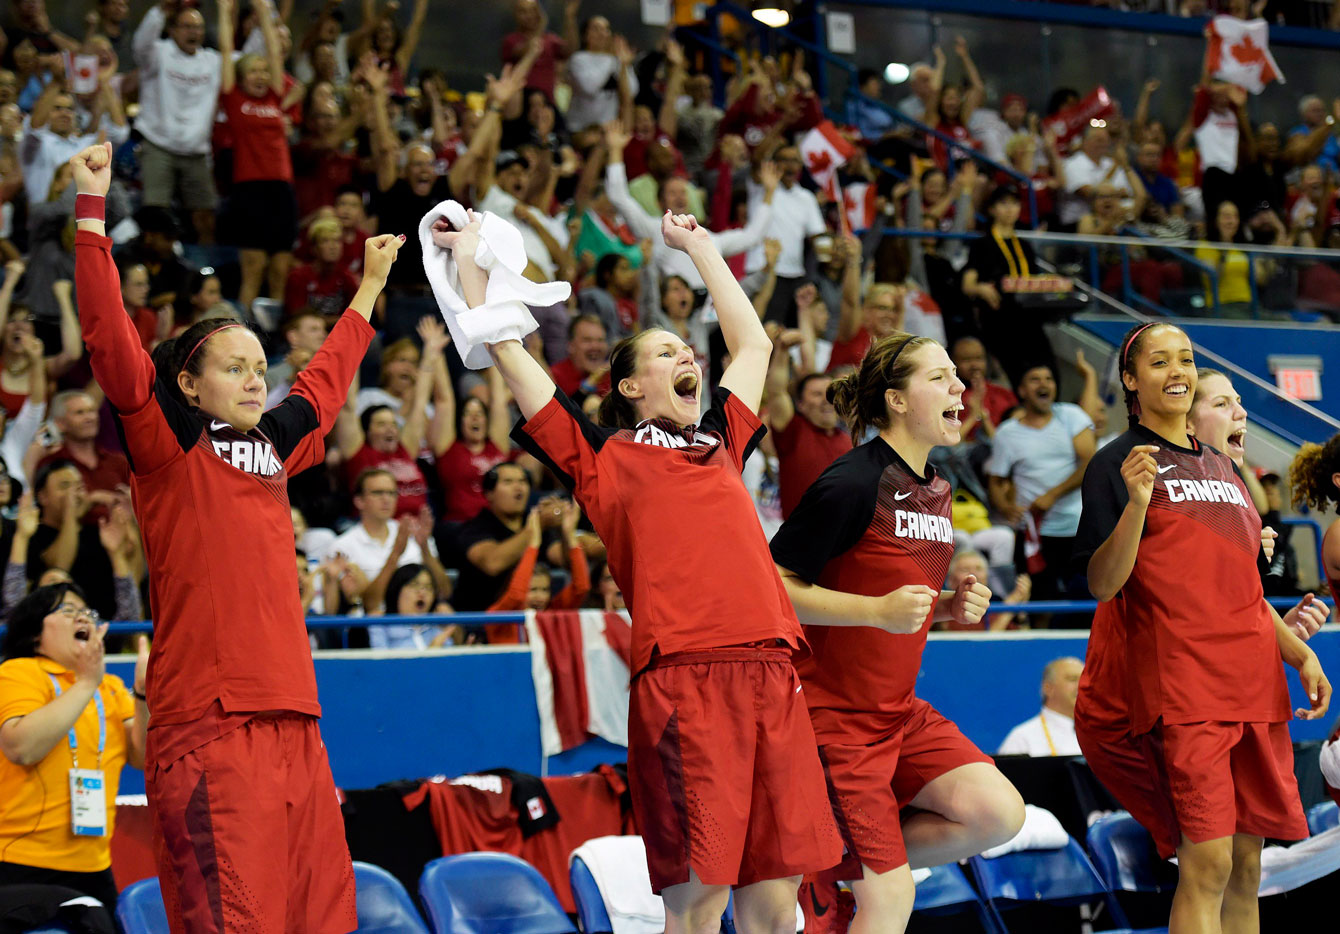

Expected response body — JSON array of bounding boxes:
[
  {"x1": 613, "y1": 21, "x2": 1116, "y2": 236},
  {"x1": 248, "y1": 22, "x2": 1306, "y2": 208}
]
[{"x1": 828, "y1": 331, "x2": 931, "y2": 442}]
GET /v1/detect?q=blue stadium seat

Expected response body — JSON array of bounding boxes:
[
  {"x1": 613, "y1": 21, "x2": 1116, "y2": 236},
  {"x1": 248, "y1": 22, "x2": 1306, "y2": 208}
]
[
  {"x1": 355, "y1": 861, "x2": 431, "y2": 934},
  {"x1": 1307, "y1": 800, "x2": 1338, "y2": 835},
  {"x1": 1086, "y1": 812, "x2": 1177, "y2": 896},
  {"x1": 913, "y1": 862, "x2": 1000, "y2": 931},
  {"x1": 568, "y1": 856, "x2": 612, "y2": 934},
  {"x1": 419, "y1": 853, "x2": 576, "y2": 934},
  {"x1": 116, "y1": 878, "x2": 170, "y2": 934},
  {"x1": 969, "y1": 837, "x2": 1159, "y2": 933},
  {"x1": 568, "y1": 852, "x2": 737, "y2": 934}
]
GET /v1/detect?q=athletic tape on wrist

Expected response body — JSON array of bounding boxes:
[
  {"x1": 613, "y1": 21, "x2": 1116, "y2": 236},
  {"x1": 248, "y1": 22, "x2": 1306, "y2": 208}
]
[{"x1": 75, "y1": 193, "x2": 106, "y2": 223}]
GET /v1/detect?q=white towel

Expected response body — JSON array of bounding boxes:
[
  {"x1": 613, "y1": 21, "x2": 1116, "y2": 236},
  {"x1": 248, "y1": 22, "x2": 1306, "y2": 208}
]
[
  {"x1": 980, "y1": 804, "x2": 1069, "y2": 858},
  {"x1": 570, "y1": 836, "x2": 664, "y2": 934},
  {"x1": 1321, "y1": 736, "x2": 1340, "y2": 791},
  {"x1": 1258, "y1": 825, "x2": 1340, "y2": 896},
  {"x1": 417, "y1": 199, "x2": 571, "y2": 369}
]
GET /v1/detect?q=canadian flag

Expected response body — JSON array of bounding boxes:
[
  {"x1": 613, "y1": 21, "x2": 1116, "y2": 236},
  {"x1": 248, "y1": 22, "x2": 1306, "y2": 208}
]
[
  {"x1": 64, "y1": 52, "x2": 100, "y2": 96},
  {"x1": 1206, "y1": 16, "x2": 1284, "y2": 95},
  {"x1": 527, "y1": 610, "x2": 632, "y2": 757},
  {"x1": 799, "y1": 120, "x2": 857, "y2": 199},
  {"x1": 842, "y1": 181, "x2": 878, "y2": 232}
]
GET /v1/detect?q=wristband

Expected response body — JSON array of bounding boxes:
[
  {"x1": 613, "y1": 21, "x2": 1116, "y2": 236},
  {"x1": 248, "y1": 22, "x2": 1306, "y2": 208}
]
[
  {"x1": 133, "y1": 688, "x2": 147, "y2": 701},
  {"x1": 75, "y1": 193, "x2": 106, "y2": 223}
]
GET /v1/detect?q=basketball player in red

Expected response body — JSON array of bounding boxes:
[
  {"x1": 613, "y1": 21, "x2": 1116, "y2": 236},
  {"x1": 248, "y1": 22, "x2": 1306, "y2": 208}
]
[
  {"x1": 438, "y1": 208, "x2": 841, "y2": 934},
  {"x1": 770, "y1": 333, "x2": 1026, "y2": 934},
  {"x1": 1188, "y1": 369, "x2": 1328, "y2": 640},
  {"x1": 71, "y1": 143, "x2": 404, "y2": 933},
  {"x1": 1074, "y1": 322, "x2": 1329, "y2": 934}
]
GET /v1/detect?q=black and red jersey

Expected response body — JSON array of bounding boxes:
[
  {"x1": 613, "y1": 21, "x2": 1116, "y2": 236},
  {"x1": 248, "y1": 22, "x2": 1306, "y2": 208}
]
[
  {"x1": 1072, "y1": 426, "x2": 1288, "y2": 736},
  {"x1": 512, "y1": 387, "x2": 802, "y2": 674},
  {"x1": 75, "y1": 230, "x2": 372, "y2": 731},
  {"x1": 770, "y1": 438, "x2": 954, "y2": 742}
]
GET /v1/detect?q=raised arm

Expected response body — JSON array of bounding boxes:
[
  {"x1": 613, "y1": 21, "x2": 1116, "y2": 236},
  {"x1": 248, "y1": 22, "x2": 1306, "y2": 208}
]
[
  {"x1": 394, "y1": 0, "x2": 430, "y2": 74},
  {"x1": 253, "y1": 0, "x2": 287, "y2": 96},
  {"x1": 602, "y1": 121, "x2": 662, "y2": 240},
  {"x1": 658, "y1": 40, "x2": 687, "y2": 140},
  {"x1": 486, "y1": 366, "x2": 513, "y2": 453},
  {"x1": 399, "y1": 317, "x2": 446, "y2": 457},
  {"x1": 133, "y1": 4, "x2": 168, "y2": 71},
  {"x1": 666, "y1": 213, "x2": 772, "y2": 411},
  {"x1": 219, "y1": 0, "x2": 238, "y2": 93},
  {"x1": 953, "y1": 36, "x2": 983, "y2": 120},
  {"x1": 71, "y1": 144, "x2": 155, "y2": 414},
  {"x1": 710, "y1": 161, "x2": 778, "y2": 258},
  {"x1": 45, "y1": 280, "x2": 84, "y2": 378}
]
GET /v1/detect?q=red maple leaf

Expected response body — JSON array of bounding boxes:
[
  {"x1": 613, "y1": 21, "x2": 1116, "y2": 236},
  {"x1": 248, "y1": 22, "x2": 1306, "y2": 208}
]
[
  {"x1": 806, "y1": 150, "x2": 833, "y2": 175},
  {"x1": 1228, "y1": 34, "x2": 1267, "y2": 68}
]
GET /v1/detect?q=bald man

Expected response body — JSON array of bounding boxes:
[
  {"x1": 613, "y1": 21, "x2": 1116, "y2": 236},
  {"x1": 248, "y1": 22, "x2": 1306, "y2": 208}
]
[{"x1": 998, "y1": 656, "x2": 1083, "y2": 756}]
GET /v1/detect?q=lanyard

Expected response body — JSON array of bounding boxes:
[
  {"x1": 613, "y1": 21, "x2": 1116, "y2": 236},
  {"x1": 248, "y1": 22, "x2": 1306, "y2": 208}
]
[
  {"x1": 47, "y1": 673, "x2": 105, "y2": 770},
  {"x1": 1039, "y1": 710, "x2": 1058, "y2": 757},
  {"x1": 992, "y1": 228, "x2": 1031, "y2": 279}
]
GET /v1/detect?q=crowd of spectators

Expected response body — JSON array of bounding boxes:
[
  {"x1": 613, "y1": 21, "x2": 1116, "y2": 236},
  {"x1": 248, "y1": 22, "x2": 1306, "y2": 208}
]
[{"x1": 0, "y1": 0, "x2": 1332, "y2": 652}]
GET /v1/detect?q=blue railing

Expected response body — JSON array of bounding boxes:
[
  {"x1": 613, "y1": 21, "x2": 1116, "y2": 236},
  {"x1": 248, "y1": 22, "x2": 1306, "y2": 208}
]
[{"x1": 36, "y1": 596, "x2": 1330, "y2": 640}]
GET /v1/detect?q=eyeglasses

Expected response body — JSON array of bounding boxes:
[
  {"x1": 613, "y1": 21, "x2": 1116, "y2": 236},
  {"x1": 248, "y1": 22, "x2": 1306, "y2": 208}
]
[{"x1": 55, "y1": 603, "x2": 101, "y2": 625}]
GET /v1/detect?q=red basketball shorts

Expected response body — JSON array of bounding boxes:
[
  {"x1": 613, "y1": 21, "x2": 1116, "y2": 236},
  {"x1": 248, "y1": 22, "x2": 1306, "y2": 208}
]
[
  {"x1": 627, "y1": 645, "x2": 843, "y2": 893},
  {"x1": 1075, "y1": 716, "x2": 1181, "y2": 854},
  {"x1": 146, "y1": 713, "x2": 356, "y2": 934},
  {"x1": 817, "y1": 698, "x2": 993, "y2": 878}
]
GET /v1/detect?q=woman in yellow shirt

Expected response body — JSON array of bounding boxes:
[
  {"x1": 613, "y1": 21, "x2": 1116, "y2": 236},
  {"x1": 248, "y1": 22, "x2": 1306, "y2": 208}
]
[
  {"x1": 1194, "y1": 201, "x2": 1286, "y2": 318},
  {"x1": 0, "y1": 582, "x2": 147, "y2": 909}
]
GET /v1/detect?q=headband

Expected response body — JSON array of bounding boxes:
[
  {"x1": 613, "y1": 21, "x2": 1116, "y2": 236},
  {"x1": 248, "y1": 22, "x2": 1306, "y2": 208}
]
[
  {"x1": 181, "y1": 323, "x2": 244, "y2": 373},
  {"x1": 1120, "y1": 322, "x2": 1155, "y2": 370},
  {"x1": 884, "y1": 335, "x2": 915, "y2": 376}
]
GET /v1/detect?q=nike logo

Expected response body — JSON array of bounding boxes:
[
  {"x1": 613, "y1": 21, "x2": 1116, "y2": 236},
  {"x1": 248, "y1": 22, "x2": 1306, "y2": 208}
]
[
  {"x1": 894, "y1": 490, "x2": 912, "y2": 501},
  {"x1": 210, "y1": 420, "x2": 231, "y2": 431},
  {"x1": 795, "y1": 684, "x2": 802, "y2": 693},
  {"x1": 1157, "y1": 464, "x2": 1175, "y2": 474},
  {"x1": 810, "y1": 886, "x2": 829, "y2": 917}
]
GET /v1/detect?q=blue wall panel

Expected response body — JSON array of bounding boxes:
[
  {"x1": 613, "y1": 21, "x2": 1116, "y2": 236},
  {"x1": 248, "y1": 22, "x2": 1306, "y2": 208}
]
[{"x1": 107, "y1": 629, "x2": 1340, "y2": 797}]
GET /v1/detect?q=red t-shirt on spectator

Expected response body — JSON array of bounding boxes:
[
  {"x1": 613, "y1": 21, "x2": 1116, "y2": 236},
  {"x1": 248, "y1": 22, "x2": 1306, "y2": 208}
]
[
  {"x1": 436, "y1": 440, "x2": 514, "y2": 523},
  {"x1": 129, "y1": 306, "x2": 158, "y2": 351},
  {"x1": 346, "y1": 444, "x2": 428, "y2": 518},
  {"x1": 284, "y1": 263, "x2": 360, "y2": 316},
  {"x1": 550, "y1": 358, "x2": 610, "y2": 398},
  {"x1": 962, "y1": 382, "x2": 1019, "y2": 442},
  {"x1": 291, "y1": 140, "x2": 357, "y2": 220},
  {"x1": 36, "y1": 444, "x2": 131, "y2": 523},
  {"x1": 827, "y1": 327, "x2": 872, "y2": 372},
  {"x1": 221, "y1": 87, "x2": 293, "y2": 183},
  {"x1": 929, "y1": 121, "x2": 977, "y2": 172},
  {"x1": 500, "y1": 32, "x2": 569, "y2": 97},
  {"x1": 775, "y1": 415, "x2": 853, "y2": 518}
]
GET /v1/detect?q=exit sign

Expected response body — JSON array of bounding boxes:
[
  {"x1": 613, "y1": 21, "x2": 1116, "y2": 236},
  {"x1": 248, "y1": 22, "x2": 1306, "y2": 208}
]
[{"x1": 1276, "y1": 368, "x2": 1321, "y2": 401}]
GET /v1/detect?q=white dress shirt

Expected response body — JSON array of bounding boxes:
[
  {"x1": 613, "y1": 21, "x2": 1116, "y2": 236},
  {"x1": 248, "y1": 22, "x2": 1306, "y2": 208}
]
[{"x1": 998, "y1": 706, "x2": 1081, "y2": 757}]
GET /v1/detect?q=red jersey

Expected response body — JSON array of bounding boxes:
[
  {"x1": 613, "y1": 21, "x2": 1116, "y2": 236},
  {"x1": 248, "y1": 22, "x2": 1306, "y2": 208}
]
[
  {"x1": 74, "y1": 229, "x2": 371, "y2": 732},
  {"x1": 550, "y1": 358, "x2": 610, "y2": 398},
  {"x1": 435, "y1": 439, "x2": 512, "y2": 523},
  {"x1": 283, "y1": 262, "x2": 360, "y2": 317},
  {"x1": 345, "y1": 443, "x2": 428, "y2": 518},
  {"x1": 774, "y1": 414, "x2": 852, "y2": 518},
  {"x1": 515, "y1": 387, "x2": 802, "y2": 673},
  {"x1": 770, "y1": 438, "x2": 955, "y2": 742},
  {"x1": 221, "y1": 87, "x2": 293, "y2": 184},
  {"x1": 827, "y1": 327, "x2": 871, "y2": 373},
  {"x1": 1072, "y1": 427, "x2": 1289, "y2": 736}
]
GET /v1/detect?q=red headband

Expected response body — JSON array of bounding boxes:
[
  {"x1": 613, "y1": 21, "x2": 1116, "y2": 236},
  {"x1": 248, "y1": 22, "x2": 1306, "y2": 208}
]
[
  {"x1": 181, "y1": 323, "x2": 244, "y2": 372},
  {"x1": 1120, "y1": 322, "x2": 1155, "y2": 370}
]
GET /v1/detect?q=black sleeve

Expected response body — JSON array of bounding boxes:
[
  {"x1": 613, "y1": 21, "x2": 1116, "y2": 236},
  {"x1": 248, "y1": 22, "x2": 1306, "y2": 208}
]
[
  {"x1": 257, "y1": 395, "x2": 320, "y2": 461},
  {"x1": 769, "y1": 453, "x2": 878, "y2": 584},
  {"x1": 455, "y1": 517, "x2": 500, "y2": 556},
  {"x1": 697, "y1": 387, "x2": 767, "y2": 468},
  {"x1": 1070, "y1": 440, "x2": 1133, "y2": 581}
]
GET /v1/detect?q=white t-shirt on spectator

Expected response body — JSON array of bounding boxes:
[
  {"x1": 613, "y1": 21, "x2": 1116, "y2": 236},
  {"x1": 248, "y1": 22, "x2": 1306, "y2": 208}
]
[
  {"x1": 745, "y1": 181, "x2": 826, "y2": 278},
  {"x1": 133, "y1": 6, "x2": 222, "y2": 155},
  {"x1": 566, "y1": 51, "x2": 638, "y2": 132},
  {"x1": 998, "y1": 707, "x2": 1081, "y2": 757},
  {"x1": 20, "y1": 122, "x2": 127, "y2": 206},
  {"x1": 291, "y1": 33, "x2": 351, "y2": 86},
  {"x1": 479, "y1": 185, "x2": 567, "y2": 281},
  {"x1": 326, "y1": 518, "x2": 437, "y2": 588},
  {"x1": 985, "y1": 402, "x2": 1094, "y2": 538},
  {"x1": 606, "y1": 162, "x2": 772, "y2": 290},
  {"x1": 897, "y1": 96, "x2": 926, "y2": 121},
  {"x1": 1195, "y1": 105, "x2": 1240, "y2": 174},
  {"x1": 1060, "y1": 151, "x2": 1132, "y2": 225}
]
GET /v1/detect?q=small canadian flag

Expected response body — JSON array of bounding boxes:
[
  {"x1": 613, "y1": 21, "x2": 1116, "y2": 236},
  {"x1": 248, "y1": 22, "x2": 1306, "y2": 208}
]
[
  {"x1": 64, "y1": 52, "x2": 99, "y2": 95},
  {"x1": 1206, "y1": 16, "x2": 1284, "y2": 95},
  {"x1": 842, "y1": 180, "x2": 877, "y2": 232},
  {"x1": 799, "y1": 120, "x2": 857, "y2": 199}
]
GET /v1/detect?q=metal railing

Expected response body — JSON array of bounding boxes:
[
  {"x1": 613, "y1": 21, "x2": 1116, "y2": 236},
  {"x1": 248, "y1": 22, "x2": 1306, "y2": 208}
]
[{"x1": 23, "y1": 596, "x2": 1327, "y2": 642}]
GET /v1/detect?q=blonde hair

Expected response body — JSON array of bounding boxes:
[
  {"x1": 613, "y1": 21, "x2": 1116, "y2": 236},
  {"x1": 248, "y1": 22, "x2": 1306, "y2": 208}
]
[
  {"x1": 864, "y1": 282, "x2": 900, "y2": 308},
  {"x1": 308, "y1": 217, "x2": 341, "y2": 243},
  {"x1": 1005, "y1": 133, "x2": 1035, "y2": 160}
]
